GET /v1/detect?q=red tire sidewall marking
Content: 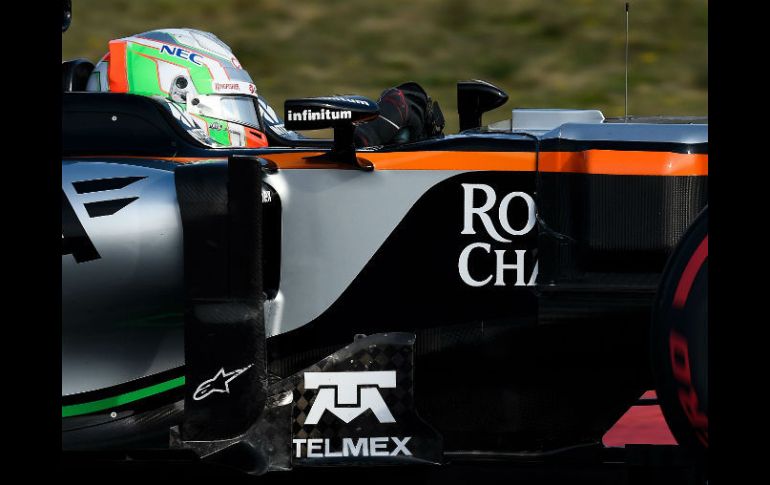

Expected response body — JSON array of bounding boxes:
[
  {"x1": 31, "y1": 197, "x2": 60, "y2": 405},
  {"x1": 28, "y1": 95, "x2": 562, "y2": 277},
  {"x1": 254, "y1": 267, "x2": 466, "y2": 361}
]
[
  {"x1": 668, "y1": 232, "x2": 708, "y2": 448},
  {"x1": 669, "y1": 329, "x2": 708, "y2": 447}
]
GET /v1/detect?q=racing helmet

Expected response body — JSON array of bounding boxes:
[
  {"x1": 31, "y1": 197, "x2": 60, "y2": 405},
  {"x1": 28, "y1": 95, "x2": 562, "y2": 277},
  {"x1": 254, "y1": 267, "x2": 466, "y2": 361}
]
[{"x1": 86, "y1": 28, "x2": 268, "y2": 148}]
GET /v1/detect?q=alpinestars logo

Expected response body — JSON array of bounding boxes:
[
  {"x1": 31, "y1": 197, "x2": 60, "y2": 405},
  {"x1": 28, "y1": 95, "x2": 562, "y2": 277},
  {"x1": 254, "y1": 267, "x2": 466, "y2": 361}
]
[
  {"x1": 193, "y1": 364, "x2": 253, "y2": 401},
  {"x1": 303, "y1": 371, "x2": 396, "y2": 424},
  {"x1": 287, "y1": 109, "x2": 352, "y2": 122}
]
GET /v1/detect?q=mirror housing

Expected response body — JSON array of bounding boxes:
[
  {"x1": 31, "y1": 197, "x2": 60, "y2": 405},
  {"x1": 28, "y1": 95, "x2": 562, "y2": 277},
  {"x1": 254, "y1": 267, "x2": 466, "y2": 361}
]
[
  {"x1": 63, "y1": 0, "x2": 72, "y2": 32},
  {"x1": 284, "y1": 96, "x2": 379, "y2": 169},
  {"x1": 457, "y1": 80, "x2": 509, "y2": 132}
]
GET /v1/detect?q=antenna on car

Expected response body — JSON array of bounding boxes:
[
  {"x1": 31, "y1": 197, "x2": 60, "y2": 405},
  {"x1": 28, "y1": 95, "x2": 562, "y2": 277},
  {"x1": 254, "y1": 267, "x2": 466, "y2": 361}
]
[{"x1": 624, "y1": 2, "x2": 630, "y2": 122}]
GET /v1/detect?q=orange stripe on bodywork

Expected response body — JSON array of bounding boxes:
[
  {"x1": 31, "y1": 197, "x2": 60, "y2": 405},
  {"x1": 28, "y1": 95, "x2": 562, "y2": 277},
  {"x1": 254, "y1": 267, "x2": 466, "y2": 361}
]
[
  {"x1": 539, "y1": 150, "x2": 708, "y2": 176},
  {"x1": 248, "y1": 151, "x2": 536, "y2": 171},
  {"x1": 364, "y1": 151, "x2": 535, "y2": 171},
  {"x1": 257, "y1": 152, "x2": 353, "y2": 170},
  {"x1": 262, "y1": 150, "x2": 706, "y2": 175},
  {"x1": 107, "y1": 41, "x2": 129, "y2": 93},
  {"x1": 68, "y1": 150, "x2": 707, "y2": 176}
]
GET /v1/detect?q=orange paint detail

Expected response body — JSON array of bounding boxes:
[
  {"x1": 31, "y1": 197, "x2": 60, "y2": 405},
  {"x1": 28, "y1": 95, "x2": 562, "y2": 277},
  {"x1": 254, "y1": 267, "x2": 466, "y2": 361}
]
[
  {"x1": 247, "y1": 151, "x2": 535, "y2": 171},
  {"x1": 538, "y1": 150, "x2": 708, "y2": 176},
  {"x1": 68, "y1": 150, "x2": 708, "y2": 176},
  {"x1": 262, "y1": 150, "x2": 707, "y2": 175},
  {"x1": 245, "y1": 129, "x2": 269, "y2": 148},
  {"x1": 107, "y1": 41, "x2": 129, "y2": 93},
  {"x1": 259, "y1": 152, "x2": 351, "y2": 170},
  {"x1": 364, "y1": 151, "x2": 535, "y2": 171}
]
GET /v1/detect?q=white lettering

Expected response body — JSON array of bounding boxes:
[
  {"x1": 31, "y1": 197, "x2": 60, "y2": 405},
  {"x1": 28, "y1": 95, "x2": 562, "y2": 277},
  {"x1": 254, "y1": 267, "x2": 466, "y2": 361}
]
[
  {"x1": 307, "y1": 438, "x2": 323, "y2": 458},
  {"x1": 370, "y1": 437, "x2": 389, "y2": 457},
  {"x1": 324, "y1": 439, "x2": 343, "y2": 457},
  {"x1": 293, "y1": 437, "x2": 413, "y2": 458},
  {"x1": 292, "y1": 438, "x2": 304, "y2": 458},
  {"x1": 494, "y1": 249, "x2": 527, "y2": 286},
  {"x1": 391, "y1": 437, "x2": 412, "y2": 456},
  {"x1": 458, "y1": 184, "x2": 540, "y2": 288},
  {"x1": 343, "y1": 437, "x2": 368, "y2": 457},
  {"x1": 461, "y1": 184, "x2": 510, "y2": 243},
  {"x1": 498, "y1": 191, "x2": 536, "y2": 236},
  {"x1": 286, "y1": 108, "x2": 354, "y2": 124},
  {"x1": 325, "y1": 96, "x2": 370, "y2": 106},
  {"x1": 458, "y1": 242, "x2": 493, "y2": 287}
]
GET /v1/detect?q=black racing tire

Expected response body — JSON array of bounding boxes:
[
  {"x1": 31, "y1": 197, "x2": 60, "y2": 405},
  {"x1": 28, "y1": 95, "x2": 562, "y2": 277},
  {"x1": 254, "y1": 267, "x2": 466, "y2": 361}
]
[{"x1": 651, "y1": 207, "x2": 708, "y2": 459}]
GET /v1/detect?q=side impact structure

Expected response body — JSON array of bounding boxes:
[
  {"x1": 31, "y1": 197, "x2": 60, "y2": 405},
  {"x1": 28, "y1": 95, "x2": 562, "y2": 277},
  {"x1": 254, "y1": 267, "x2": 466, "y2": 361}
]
[{"x1": 173, "y1": 156, "x2": 268, "y2": 471}]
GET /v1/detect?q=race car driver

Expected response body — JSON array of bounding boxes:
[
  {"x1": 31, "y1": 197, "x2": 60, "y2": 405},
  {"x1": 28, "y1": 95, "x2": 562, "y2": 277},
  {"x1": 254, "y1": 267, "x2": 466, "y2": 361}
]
[{"x1": 86, "y1": 28, "x2": 444, "y2": 148}]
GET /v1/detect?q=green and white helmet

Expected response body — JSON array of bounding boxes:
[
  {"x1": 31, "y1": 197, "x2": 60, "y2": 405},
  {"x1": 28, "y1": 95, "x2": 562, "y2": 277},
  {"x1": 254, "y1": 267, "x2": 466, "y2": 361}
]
[{"x1": 86, "y1": 28, "x2": 268, "y2": 147}]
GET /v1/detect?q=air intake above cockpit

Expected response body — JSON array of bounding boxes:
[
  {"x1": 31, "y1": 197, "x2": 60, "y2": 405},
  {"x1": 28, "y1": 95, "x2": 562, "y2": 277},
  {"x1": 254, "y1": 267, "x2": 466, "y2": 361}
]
[{"x1": 511, "y1": 109, "x2": 605, "y2": 131}]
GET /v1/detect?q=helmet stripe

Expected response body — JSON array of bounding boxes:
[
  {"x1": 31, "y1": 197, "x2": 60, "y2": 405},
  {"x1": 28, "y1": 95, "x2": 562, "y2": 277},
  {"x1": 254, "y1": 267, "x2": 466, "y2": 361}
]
[{"x1": 108, "y1": 40, "x2": 129, "y2": 93}]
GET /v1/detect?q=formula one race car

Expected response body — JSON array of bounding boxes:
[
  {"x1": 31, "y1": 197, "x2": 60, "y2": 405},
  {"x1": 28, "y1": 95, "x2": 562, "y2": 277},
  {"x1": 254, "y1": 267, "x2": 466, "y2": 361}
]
[{"x1": 61, "y1": 0, "x2": 708, "y2": 476}]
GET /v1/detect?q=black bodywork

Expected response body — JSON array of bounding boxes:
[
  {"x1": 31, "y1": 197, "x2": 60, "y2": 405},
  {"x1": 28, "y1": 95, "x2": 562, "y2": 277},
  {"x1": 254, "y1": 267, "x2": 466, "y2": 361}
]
[{"x1": 63, "y1": 89, "x2": 707, "y2": 458}]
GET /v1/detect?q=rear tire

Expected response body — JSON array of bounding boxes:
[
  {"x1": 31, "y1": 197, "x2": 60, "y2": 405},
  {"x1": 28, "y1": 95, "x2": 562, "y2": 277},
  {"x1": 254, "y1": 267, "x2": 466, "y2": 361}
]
[{"x1": 651, "y1": 207, "x2": 708, "y2": 458}]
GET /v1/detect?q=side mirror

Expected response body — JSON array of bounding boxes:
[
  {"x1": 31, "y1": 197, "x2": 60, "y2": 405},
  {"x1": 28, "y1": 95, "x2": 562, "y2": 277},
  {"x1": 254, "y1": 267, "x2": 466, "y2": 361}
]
[
  {"x1": 284, "y1": 96, "x2": 379, "y2": 170},
  {"x1": 457, "y1": 80, "x2": 509, "y2": 132},
  {"x1": 63, "y1": 0, "x2": 72, "y2": 32}
]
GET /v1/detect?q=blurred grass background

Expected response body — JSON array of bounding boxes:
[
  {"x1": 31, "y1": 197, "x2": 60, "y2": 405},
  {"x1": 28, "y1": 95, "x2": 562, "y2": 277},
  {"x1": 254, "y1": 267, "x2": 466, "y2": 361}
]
[{"x1": 62, "y1": 0, "x2": 707, "y2": 133}]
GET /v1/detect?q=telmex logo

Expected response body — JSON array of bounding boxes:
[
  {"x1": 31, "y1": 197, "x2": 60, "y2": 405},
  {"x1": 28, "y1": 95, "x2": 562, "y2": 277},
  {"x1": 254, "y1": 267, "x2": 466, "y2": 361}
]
[
  {"x1": 292, "y1": 436, "x2": 412, "y2": 458},
  {"x1": 160, "y1": 45, "x2": 202, "y2": 66},
  {"x1": 303, "y1": 371, "x2": 396, "y2": 425}
]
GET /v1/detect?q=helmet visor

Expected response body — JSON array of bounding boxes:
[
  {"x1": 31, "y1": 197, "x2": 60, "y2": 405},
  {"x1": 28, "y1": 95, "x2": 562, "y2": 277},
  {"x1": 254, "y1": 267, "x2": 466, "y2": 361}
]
[{"x1": 189, "y1": 95, "x2": 261, "y2": 130}]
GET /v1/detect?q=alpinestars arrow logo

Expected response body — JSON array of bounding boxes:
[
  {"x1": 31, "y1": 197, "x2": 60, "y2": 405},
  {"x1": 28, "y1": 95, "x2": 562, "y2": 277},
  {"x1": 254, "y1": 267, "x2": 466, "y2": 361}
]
[{"x1": 193, "y1": 364, "x2": 253, "y2": 401}]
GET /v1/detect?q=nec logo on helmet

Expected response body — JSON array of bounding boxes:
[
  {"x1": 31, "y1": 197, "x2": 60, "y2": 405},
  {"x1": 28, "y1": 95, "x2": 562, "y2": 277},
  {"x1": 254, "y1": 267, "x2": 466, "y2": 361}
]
[{"x1": 160, "y1": 45, "x2": 202, "y2": 66}]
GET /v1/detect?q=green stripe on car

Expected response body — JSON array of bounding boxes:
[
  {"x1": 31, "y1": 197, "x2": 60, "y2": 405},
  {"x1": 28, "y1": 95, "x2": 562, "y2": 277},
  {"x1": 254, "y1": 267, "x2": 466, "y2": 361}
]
[{"x1": 62, "y1": 376, "x2": 185, "y2": 418}]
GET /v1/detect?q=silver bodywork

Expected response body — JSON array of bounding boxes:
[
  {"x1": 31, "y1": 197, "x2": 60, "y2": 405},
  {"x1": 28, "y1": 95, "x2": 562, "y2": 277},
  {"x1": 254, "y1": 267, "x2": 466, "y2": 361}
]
[
  {"x1": 487, "y1": 109, "x2": 707, "y2": 143},
  {"x1": 543, "y1": 122, "x2": 708, "y2": 144},
  {"x1": 62, "y1": 161, "x2": 184, "y2": 395},
  {"x1": 62, "y1": 160, "x2": 466, "y2": 395},
  {"x1": 511, "y1": 109, "x2": 605, "y2": 131},
  {"x1": 264, "y1": 169, "x2": 468, "y2": 337}
]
